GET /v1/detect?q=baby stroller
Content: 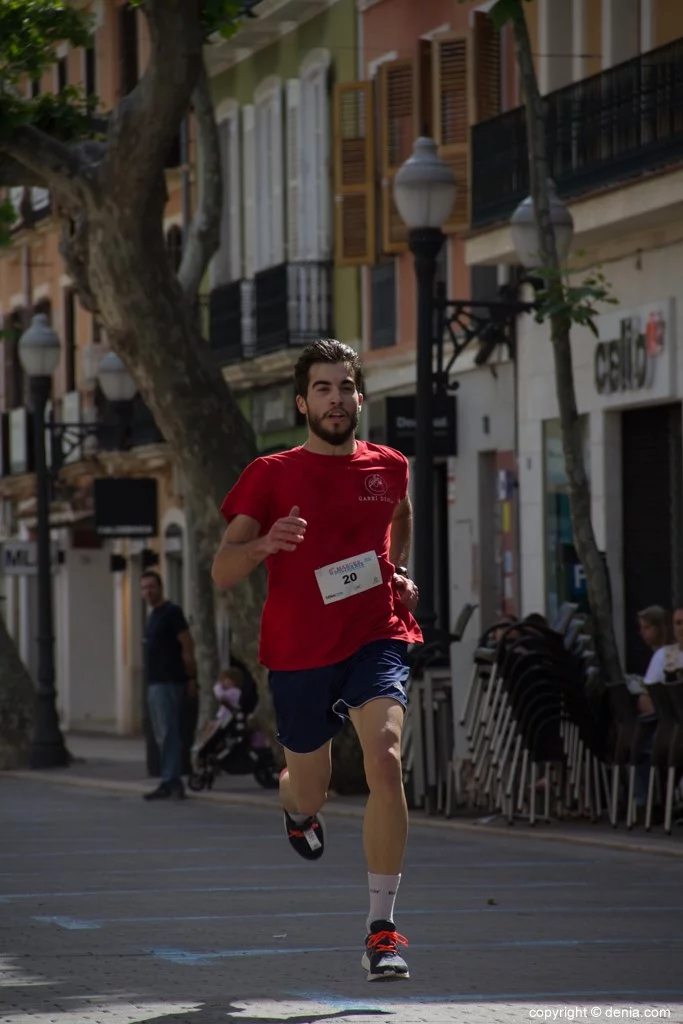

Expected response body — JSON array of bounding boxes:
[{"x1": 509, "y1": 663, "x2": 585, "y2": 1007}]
[{"x1": 188, "y1": 657, "x2": 279, "y2": 791}]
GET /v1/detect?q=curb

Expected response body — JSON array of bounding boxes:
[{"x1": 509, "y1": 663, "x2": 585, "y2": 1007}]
[{"x1": 5, "y1": 768, "x2": 683, "y2": 860}]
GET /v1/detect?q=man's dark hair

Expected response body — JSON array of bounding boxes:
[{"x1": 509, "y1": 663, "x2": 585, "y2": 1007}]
[
  {"x1": 294, "y1": 338, "x2": 364, "y2": 398},
  {"x1": 141, "y1": 570, "x2": 163, "y2": 588}
]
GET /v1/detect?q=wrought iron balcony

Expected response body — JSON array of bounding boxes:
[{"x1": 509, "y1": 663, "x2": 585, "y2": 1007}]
[
  {"x1": 209, "y1": 279, "x2": 245, "y2": 364},
  {"x1": 253, "y1": 261, "x2": 332, "y2": 356},
  {"x1": 471, "y1": 36, "x2": 683, "y2": 229}
]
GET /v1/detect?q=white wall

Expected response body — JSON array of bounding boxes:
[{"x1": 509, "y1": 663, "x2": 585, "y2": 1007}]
[
  {"x1": 63, "y1": 548, "x2": 116, "y2": 731},
  {"x1": 448, "y1": 360, "x2": 516, "y2": 747}
]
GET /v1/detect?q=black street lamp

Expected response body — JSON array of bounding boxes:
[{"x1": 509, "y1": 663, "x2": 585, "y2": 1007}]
[
  {"x1": 394, "y1": 141, "x2": 575, "y2": 662},
  {"x1": 18, "y1": 314, "x2": 137, "y2": 769},
  {"x1": 393, "y1": 138, "x2": 456, "y2": 651}
]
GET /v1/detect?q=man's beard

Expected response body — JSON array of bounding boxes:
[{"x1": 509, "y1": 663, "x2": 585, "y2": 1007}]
[{"x1": 308, "y1": 408, "x2": 359, "y2": 447}]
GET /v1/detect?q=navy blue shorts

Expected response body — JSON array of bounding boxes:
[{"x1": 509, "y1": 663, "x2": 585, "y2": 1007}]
[{"x1": 268, "y1": 639, "x2": 410, "y2": 754}]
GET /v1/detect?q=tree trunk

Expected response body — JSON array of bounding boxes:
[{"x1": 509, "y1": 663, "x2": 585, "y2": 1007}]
[
  {"x1": 184, "y1": 484, "x2": 220, "y2": 724},
  {"x1": 0, "y1": 617, "x2": 34, "y2": 769},
  {"x1": 510, "y1": 3, "x2": 623, "y2": 683},
  {"x1": 78, "y1": 180, "x2": 268, "y2": 703}
]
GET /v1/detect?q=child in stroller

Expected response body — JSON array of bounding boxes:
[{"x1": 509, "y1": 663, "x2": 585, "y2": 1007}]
[{"x1": 188, "y1": 660, "x2": 279, "y2": 791}]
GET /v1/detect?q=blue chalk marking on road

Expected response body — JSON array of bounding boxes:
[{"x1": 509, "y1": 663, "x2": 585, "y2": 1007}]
[
  {"x1": 149, "y1": 935, "x2": 683, "y2": 965},
  {"x1": 54, "y1": 903, "x2": 683, "y2": 928},
  {"x1": 32, "y1": 915, "x2": 101, "y2": 930},
  {"x1": 0, "y1": 879, "x2": 590, "y2": 901}
]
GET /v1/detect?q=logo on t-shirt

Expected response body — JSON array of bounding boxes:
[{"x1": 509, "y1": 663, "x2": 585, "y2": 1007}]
[{"x1": 365, "y1": 473, "x2": 388, "y2": 496}]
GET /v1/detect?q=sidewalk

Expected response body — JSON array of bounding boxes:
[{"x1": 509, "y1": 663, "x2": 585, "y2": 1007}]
[{"x1": 5, "y1": 731, "x2": 683, "y2": 859}]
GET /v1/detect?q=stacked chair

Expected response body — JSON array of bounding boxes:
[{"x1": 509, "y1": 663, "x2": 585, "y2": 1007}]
[{"x1": 459, "y1": 604, "x2": 612, "y2": 824}]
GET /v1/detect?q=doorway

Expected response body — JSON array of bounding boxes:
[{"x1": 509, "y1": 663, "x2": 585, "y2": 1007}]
[{"x1": 622, "y1": 402, "x2": 683, "y2": 674}]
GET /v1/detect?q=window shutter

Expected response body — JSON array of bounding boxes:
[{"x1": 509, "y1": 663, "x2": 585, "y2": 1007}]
[
  {"x1": 379, "y1": 59, "x2": 415, "y2": 254},
  {"x1": 471, "y1": 11, "x2": 501, "y2": 123},
  {"x1": 286, "y1": 79, "x2": 302, "y2": 261},
  {"x1": 228, "y1": 112, "x2": 242, "y2": 280},
  {"x1": 211, "y1": 118, "x2": 233, "y2": 288},
  {"x1": 314, "y1": 67, "x2": 331, "y2": 259},
  {"x1": 242, "y1": 104, "x2": 256, "y2": 279},
  {"x1": 433, "y1": 34, "x2": 470, "y2": 235},
  {"x1": 270, "y1": 85, "x2": 285, "y2": 267},
  {"x1": 333, "y1": 81, "x2": 376, "y2": 267}
]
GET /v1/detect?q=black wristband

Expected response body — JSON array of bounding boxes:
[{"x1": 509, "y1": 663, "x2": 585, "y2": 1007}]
[{"x1": 395, "y1": 565, "x2": 409, "y2": 577}]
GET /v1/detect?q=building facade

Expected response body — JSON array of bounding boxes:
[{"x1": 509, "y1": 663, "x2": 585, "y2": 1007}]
[
  {"x1": 205, "y1": 0, "x2": 361, "y2": 454},
  {"x1": 465, "y1": 0, "x2": 683, "y2": 675}
]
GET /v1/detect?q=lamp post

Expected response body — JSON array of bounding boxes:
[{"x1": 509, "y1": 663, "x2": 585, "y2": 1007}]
[
  {"x1": 18, "y1": 314, "x2": 68, "y2": 768},
  {"x1": 18, "y1": 314, "x2": 137, "y2": 769},
  {"x1": 393, "y1": 138, "x2": 457, "y2": 650}
]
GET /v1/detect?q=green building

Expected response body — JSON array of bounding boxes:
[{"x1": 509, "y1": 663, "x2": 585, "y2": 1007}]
[{"x1": 205, "y1": 0, "x2": 361, "y2": 453}]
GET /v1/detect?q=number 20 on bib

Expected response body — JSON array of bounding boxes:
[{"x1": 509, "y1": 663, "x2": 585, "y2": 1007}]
[{"x1": 315, "y1": 551, "x2": 382, "y2": 606}]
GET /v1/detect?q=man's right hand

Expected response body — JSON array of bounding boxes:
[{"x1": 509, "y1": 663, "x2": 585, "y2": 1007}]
[{"x1": 264, "y1": 506, "x2": 307, "y2": 555}]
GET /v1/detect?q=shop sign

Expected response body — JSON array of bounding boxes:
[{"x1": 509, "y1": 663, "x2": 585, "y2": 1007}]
[
  {"x1": 385, "y1": 395, "x2": 457, "y2": 457},
  {"x1": 94, "y1": 477, "x2": 158, "y2": 538},
  {"x1": 594, "y1": 310, "x2": 666, "y2": 396}
]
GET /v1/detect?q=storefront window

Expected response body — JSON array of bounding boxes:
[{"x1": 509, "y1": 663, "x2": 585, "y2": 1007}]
[{"x1": 543, "y1": 417, "x2": 590, "y2": 623}]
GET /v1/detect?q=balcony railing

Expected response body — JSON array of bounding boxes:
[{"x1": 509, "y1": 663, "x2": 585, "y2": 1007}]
[
  {"x1": 252, "y1": 261, "x2": 332, "y2": 356},
  {"x1": 471, "y1": 36, "x2": 683, "y2": 229}
]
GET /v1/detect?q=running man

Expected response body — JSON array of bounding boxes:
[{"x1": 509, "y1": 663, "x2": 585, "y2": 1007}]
[{"x1": 212, "y1": 339, "x2": 421, "y2": 981}]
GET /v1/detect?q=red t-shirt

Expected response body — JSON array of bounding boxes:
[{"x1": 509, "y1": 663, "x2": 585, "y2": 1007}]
[{"x1": 220, "y1": 441, "x2": 423, "y2": 671}]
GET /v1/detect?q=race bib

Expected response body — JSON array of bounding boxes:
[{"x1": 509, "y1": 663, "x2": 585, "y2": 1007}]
[{"x1": 315, "y1": 550, "x2": 383, "y2": 606}]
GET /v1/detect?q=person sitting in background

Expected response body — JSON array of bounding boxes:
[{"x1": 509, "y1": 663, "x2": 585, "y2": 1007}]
[
  {"x1": 627, "y1": 606, "x2": 672, "y2": 715},
  {"x1": 644, "y1": 606, "x2": 683, "y2": 685}
]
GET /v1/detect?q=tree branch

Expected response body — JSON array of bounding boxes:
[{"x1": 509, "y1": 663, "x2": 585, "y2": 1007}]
[
  {"x1": 177, "y1": 59, "x2": 222, "y2": 307},
  {"x1": 106, "y1": 0, "x2": 203, "y2": 192},
  {"x1": 2, "y1": 124, "x2": 84, "y2": 199}
]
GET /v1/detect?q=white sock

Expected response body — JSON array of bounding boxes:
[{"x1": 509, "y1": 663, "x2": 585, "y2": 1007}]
[
  {"x1": 367, "y1": 873, "x2": 401, "y2": 931},
  {"x1": 287, "y1": 811, "x2": 311, "y2": 824}
]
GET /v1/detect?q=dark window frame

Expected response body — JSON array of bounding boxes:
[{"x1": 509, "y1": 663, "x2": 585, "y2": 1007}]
[{"x1": 370, "y1": 259, "x2": 397, "y2": 350}]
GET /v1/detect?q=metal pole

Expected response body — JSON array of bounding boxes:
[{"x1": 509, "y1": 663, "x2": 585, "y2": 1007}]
[
  {"x1": 409, "y1": 226, "x2": 445, "y2": 651},
  {"x1": 30, "y1": 375, "x2": 69, "y2": 769}
]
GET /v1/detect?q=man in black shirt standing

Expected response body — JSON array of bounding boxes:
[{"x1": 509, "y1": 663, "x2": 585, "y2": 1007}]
[{"x1": 141, "y1": 570, "x2": 197, "y2": 800}]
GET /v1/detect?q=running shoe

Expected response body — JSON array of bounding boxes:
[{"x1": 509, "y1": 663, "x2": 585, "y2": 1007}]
[
  {"x1": 361, "y1": 919, "x2": 410, "y2": 981},
  {"x1": 283, "y1": 810, "x2": 326, "y2": 860}
]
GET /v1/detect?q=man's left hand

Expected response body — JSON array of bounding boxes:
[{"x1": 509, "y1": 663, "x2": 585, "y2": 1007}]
[{"x1": 394, "y1": 573, "x2": 419, "y2": 613}]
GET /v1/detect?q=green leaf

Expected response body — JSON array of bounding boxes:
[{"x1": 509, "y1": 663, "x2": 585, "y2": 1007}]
[{"x1": 0, "y1": 0, "x2": 93, "y2": 83}]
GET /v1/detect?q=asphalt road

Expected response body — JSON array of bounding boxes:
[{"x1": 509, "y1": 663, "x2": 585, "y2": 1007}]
[{"x1": 1, "y1": 778, "x2": 682, "y2": 1024}]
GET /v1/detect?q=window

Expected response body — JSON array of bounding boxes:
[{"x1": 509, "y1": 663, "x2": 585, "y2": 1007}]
[
  {"x1": 254, "y1": 78, "x2": 284, "y2": 272},
  {"x1": 63, "y1": 288, "x2": 77, "y2": 393},
  {"x1": 30, "y1": 77, "x2": 41, "y2": 98},
  {"x1": 166, "y1": 225, "x2": 184, "y2": 275},
  {"x1": 370, "y1": 261, "x2": 396, "y2": 349},
  {"x1": 119, "y1": 2, "x2": 139, "y2": 96},
  {"x1": 543, "y1": 417, "x2": 591, "y2": 622},
  {"x1": 211, "y1": 106, "x2": 242, "y2": 287},
  {"x1": 332, "y1": 19, "x2": 501, "y2": 267},
  {"x1": 6, "y1": 309, "x2": 26, "y2": 409},
  {"x1": 57, "y1": 56, "x2": 68, "y2": 93},
  {"x1": 299, "y1": 51, "x2": 331, "y2": 260},
  {"x1": 84, "y1": 46, "x2": 97, "y2": 102}
]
